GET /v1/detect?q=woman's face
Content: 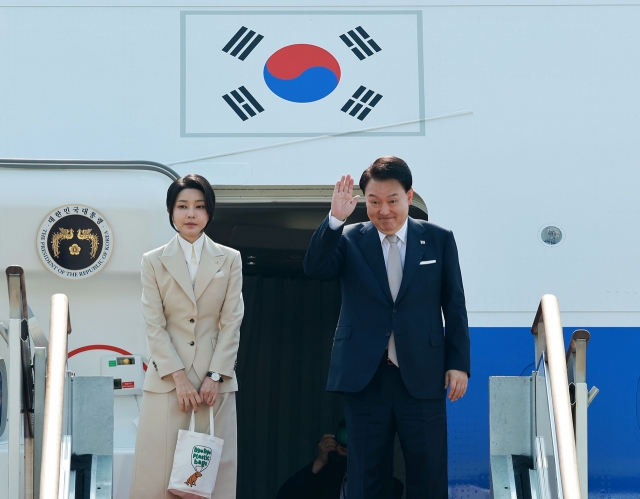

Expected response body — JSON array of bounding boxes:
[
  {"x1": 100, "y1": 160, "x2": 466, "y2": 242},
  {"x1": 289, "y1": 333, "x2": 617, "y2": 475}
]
[{"x1": 172, "y1": 188, "x2": 209, "y2": 243}]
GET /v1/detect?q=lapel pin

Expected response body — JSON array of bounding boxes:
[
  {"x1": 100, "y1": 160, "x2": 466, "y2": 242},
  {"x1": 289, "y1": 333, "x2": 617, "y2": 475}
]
[
  {"x1": 420, "y1": 240, "x2": 425, "y2": 245},
  {"x1": 215, "y1": 260, "x2": 220, "y2": 264}
]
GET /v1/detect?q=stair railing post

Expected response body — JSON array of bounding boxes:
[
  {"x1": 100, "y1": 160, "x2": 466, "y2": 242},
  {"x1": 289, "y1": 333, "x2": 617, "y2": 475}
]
[{"x1": 38, "y1": 294, "x2": 70, "y2": 499}]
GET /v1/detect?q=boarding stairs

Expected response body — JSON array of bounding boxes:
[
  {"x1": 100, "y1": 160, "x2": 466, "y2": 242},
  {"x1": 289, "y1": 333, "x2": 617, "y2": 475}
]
[
  {"x1": 1, "y1": 266, "x2": 114, "y2": 499},
  {"x1": 490, "y1": 295, "x2": 599, "y2": 499}
]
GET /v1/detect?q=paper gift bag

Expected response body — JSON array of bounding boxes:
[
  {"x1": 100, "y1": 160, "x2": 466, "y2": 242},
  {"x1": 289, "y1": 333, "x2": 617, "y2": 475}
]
[{"x1": 168, "y1": 406, "x2": 224, "y2": 498}]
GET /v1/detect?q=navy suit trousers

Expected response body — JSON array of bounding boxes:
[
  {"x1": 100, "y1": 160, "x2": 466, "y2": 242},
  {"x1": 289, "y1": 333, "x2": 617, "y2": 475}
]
[{"x1": 344, "y1": 355, "x2": 448, "y2": 499}]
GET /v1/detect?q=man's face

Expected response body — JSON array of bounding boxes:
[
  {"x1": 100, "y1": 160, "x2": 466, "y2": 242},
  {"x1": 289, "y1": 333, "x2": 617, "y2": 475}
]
[{"x1": 365, "y1": 178, "x2": 413, "y2": 235}]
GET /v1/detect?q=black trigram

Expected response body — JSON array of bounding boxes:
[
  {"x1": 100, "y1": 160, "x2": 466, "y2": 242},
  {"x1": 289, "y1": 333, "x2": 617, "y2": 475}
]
[
  {"x1": 222, "y1": 87, "x2": 264, "y2": 121},
  {"x1": 341, "y1": 86, "x2": 382, "y2": 121},
  {"x1": 340, "y1": 27, "x2": 381, "y2": 60},
  {"x1": 222, "y1": 27, "x2": 264, "y2": 61}
]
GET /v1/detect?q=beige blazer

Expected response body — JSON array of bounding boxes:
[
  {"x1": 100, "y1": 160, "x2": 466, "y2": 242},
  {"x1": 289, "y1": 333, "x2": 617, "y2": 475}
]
[{"x1": 141, "y1": 234, "x2": 243, "y2": 394}]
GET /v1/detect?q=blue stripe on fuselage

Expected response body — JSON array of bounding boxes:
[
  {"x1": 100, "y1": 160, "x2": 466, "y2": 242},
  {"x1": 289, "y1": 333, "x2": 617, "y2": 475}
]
[{"x1": 446, "y1": 327, "x2": 640, "y2": 497}]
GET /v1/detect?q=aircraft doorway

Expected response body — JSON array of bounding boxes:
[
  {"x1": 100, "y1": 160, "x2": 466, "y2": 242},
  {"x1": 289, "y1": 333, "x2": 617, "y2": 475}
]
[{"x1": 207, "y1": 186, "x2": 428, "y2": 499}]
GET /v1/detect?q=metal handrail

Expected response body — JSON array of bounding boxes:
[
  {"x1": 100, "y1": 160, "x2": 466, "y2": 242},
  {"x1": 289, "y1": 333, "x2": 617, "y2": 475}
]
[
  {"x1": 6, "y1": 265, "x2": 34, "y2": 499},
  {"x1": 565, "y1": 329, "x2": 592, "y2": 499},
  {"x1": 531, "y1": 295, "x2": 582, "y2": 499},
  {"x1": 566, "y1": 330, "x2": 590, "y2": 372},
  {"x1": 6, "y1": 266, "x2": 28, "y2": 319},
  {"x1": 0, "y1": 158, "x2": 179, "y2": 180},
  {"x1": 39, "y1": 294, "x2": 71, "y2": 499}
]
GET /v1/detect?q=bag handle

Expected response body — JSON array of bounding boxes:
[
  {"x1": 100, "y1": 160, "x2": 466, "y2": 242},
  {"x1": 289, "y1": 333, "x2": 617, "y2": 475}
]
[
  {"x1": 188, "y1": 406, "x2": 215, "y2": 437},
  {"x1": 188, "y1": 410, "x2": 196, "y2": 432},
  {"x1": 209, "y1": 405, "x2": 215, "y2": 437}
]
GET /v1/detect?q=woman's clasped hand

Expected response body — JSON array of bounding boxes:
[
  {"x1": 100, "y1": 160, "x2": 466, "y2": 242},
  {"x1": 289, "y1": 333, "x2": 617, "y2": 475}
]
[{"x1": 171, "y1": 369, "x2": 220, "y2": 412}]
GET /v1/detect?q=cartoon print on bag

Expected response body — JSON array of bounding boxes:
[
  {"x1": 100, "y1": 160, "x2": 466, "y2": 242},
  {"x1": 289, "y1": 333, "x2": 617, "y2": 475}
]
[
  {"x1": 185, "y1": 471, "x2": 202, "y2": 487},
  {"x1": 185, "y1": 445, "x2": 212, "y2": 487}
]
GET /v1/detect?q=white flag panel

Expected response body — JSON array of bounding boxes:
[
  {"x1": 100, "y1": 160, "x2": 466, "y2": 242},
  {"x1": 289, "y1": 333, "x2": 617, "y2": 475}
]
[{"x1": 182, "y1": 11, "x2": 424, "y2": 136}]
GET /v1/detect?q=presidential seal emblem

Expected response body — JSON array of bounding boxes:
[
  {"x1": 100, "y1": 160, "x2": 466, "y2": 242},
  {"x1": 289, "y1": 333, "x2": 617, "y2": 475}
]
[{"x1": 37, "y1": 205, "x2": 113, "y2": 279}]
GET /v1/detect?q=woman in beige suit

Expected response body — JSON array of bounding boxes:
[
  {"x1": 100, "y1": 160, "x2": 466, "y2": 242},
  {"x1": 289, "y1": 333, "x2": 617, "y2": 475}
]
[{"x1": 130, "y1": 174, "x2": 243, "y2": 499}]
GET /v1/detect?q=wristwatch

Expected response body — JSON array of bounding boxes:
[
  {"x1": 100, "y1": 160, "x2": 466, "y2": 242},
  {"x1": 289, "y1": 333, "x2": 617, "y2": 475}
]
[{"x1": 206, "y1": 371, "x2": 223, "y2": 382}]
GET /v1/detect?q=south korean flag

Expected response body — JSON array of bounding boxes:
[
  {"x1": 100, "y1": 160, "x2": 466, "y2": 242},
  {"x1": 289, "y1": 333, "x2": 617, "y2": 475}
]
[{"x1": 181, "y1": 11, "x2": 424, "y2": 137}]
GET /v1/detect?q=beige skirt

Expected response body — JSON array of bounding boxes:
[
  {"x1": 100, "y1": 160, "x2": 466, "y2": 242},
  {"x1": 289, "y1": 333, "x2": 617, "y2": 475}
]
[{"x1": 129, "y1": 380, "x2": 237, "y2": 499}]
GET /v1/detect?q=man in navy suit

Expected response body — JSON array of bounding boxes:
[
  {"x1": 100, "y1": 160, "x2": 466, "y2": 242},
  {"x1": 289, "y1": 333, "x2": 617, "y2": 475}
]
[{"x1": 304, "y1": 156, "x2": 470, "y2": 499}]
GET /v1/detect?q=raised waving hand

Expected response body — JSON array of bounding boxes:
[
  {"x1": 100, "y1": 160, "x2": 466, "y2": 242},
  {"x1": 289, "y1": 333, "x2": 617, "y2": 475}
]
[{"x1": 331, "y1": 174, "x2": 361, "y2": 221}]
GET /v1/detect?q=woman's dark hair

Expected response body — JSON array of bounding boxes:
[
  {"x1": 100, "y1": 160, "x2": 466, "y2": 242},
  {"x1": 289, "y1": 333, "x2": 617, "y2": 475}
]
[
  {"x1": 166, "y1": 174, "x2": 216, "y2": 231},
  {"x1": 359, "y1": 156, "x2": 412, "y2": 194}
]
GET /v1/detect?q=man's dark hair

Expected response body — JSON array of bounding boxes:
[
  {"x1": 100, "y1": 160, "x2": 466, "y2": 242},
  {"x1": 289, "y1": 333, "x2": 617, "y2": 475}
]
[
  {"x1": 166, "y1": 174, "x2": 216, "y2": 231},
  {"x1": 359, "y1": 156, "x2": 413, "y2": 194}
]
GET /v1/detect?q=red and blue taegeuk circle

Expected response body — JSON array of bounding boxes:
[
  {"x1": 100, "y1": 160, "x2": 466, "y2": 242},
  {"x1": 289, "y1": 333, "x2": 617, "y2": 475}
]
[{"x1": 263, "y1": 44, "x2": 341, "y2": 103}]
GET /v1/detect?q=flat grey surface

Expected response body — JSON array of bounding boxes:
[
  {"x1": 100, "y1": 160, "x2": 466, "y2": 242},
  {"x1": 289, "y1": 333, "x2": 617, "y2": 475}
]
[
  {"x1": 0, "y1": 359, "x2": 6, "y2": 439},
  {"x1": 529, "y1": 469, "x2": 540, "y2": 499},
  {"x1": 535, "y1": 370, "x2": 560, "y2": 498},
  {"x1": 95, "y1": 455, "x2": 113, "y2": 499},
  {"x1": 534, "y1": 436, "x2": 553, "y2": 499},
  {"x1": 490, "y1": 455, "x2": 515, "y2": 499},
  {"x1": 69, "y1": 469, "x2": 76, "y2": 499},
  {"x1": 489, "y1": 376, "x2": 532, "y2": 457},
  {"x1": 72, "y1": 376, "x2": 114, "y2": 457},
  {"x1": 33, "y1": 347, "x2": 46, "y2": 499}
]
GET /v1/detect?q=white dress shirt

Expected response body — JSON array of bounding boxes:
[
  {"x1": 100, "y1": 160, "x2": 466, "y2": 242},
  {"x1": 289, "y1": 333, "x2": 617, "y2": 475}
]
[
  {"x1": 328, "y1": 212, "x2": 407, "y2": 269},
  {"x1": 178, "y1": 234, "x2": 204, "y2": 287}
]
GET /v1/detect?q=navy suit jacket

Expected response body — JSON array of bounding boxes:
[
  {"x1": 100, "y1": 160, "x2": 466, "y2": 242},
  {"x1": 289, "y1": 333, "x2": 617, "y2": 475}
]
[{"x1": 304, "y1": 216, "x2": 470, "y2": 400}]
